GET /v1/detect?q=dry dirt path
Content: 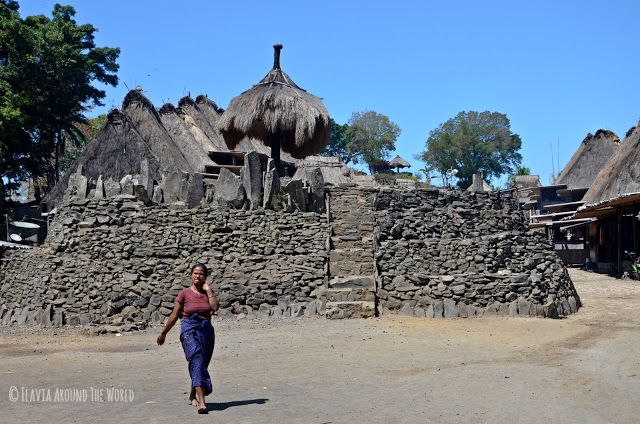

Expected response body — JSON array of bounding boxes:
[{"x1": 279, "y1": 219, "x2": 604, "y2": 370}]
[{"x1": 1, "y1": 269, "x2": 639, "y2": 423}]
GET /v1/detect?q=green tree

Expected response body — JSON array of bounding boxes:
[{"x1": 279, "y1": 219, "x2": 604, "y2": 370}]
[
  {"x1": 321, "y1": 118, "x2": 358, "y2": 164},
  {"x1": 419, "y1": 111, "x2": 522, "y2": 189},
  {"x1": 60, "y1": 114, "x2": 107, "y2": 172},
  {"x1": 346, "y1": 110, "x2": 400, "y2": 174},
  {"x1": 0, "y1": 1, "x2": 119, "y2": 200}
]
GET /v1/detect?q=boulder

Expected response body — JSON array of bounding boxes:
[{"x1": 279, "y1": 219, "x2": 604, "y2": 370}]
[
  {"x1": 214, "y1": 168, "x2": 246, "y2": 209},
  {"x1": 242, "y1": 151, "x2": 263, "y2": 209},
  {"x1": 263, "y1": 159, "x2": 280, "y2": 209}
]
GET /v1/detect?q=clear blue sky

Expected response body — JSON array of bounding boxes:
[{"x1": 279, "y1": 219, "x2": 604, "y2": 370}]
[{"x1": 19, "y1": 0, "x2": 640, "y2": 185}]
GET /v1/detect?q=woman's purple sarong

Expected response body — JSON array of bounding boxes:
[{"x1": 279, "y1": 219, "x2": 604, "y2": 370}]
[{"x1": 180, "y1": 314, "x2": 215, "y2": 395}]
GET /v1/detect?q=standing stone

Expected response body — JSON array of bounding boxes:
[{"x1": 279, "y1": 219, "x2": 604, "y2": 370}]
[
  {"x1": 263, "y1": 159, "x2": 280, "y2": 209},
  {"x1": 134, "y1": 184, "x2": 151, "y2": 205},
  {"x1": 400, "y1": 303, "x2": 414, "y2": 316},
  {"x1": 104, "y1": 178, "x2": 121, "y2": 197},
  {"x1": 305, "y1": 167, "x2": 325, "y2": 213},
  {"x1": 433, "y1": 300, "x2": 444, "y2": 318},
  {"x1": 282, "y1": 179, "x2": 307, "y2": 211},
  {"x1": 568, "y1": 296, "x2": 578, "y2": 314},
  {"x1": 163, "y1": 172, "x2": 191, "y2": 203},
  {"x1": 304, "y1": 300, "x2": 319, "y2": 317},
  {"x1": 517, "y1": 299, "x2": 531, "y2": 316},
  {"x1": 242, "y1": 151, "x2": 263, "y2": 209},
  {"x1": 425, "y1": 304, "x2": 435, "y2": 318},
  {"x1": 187, "y1": 172, "x2": 204, "y2": 208},
  {"x1": 443, "y1": 298, "x2": 459, "y2": 318},
  {"x1": 214, "y1": 168, "x2": 246, "y2": 209},
  {"x1": 152, "y1": 185, "x2": 164, "y2": 203},
  {"x1": 94, "y1": 175, "x2": 105, "y2": 199},
  {"x1": 258, "y1": 303, "x2": 272, "y2": 318},
  {"x1": 120, "y1": 175, "x2": 135, "y2": 195},
  {"x1": 76, "y1": 174, "x2": 89, "y2": 199},
  {"x1": 508, "y1": 301, "x2": 519, "y2": 316}
]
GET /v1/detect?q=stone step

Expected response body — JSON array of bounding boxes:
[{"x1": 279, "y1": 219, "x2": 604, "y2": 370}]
[
  {"x1": 317, "y1": 287, "x2": 375, "y2": 302},
  {"x1": 324, "y1": 301, "x2": 376, "y2": 319},
  {"x1": 330, "y1": 261, "x2": 374, "y2": 278},
  {"x1": 329, "y1": 275, "x2": 375, "y2": 289}
]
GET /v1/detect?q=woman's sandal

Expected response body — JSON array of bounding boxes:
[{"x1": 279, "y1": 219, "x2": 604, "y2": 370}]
[{"x1": 198, "y1": 407, "x2": 209, "y2": 414}]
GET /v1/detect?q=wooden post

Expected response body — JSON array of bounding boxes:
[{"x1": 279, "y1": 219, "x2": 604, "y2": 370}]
[
  {"x1": 269, "y1": 134, "x2": 282, "y2": 177},
  {"x1": 617, "y1": 208, "x2": 623, "y2": 277}
]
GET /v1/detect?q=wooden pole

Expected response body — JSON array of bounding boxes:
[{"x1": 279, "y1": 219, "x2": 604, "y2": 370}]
[
  {"x1": 617, "y1": 208, "x2": 623, "y2": 277},
  {"x1": 270, "y1": 135, "x2": 281, "y2": 177}
]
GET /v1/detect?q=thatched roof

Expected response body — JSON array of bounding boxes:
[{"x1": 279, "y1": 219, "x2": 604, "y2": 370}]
[
  {"x1": 158, "y1": 103, "x2": 216, "y2": 172},
  {"x1": 582, "y1": 124, "x2": 640, "y2": 204},
  {"x1": 554, "y1": 129, "x2": 620, "y2": 190},
  {"x1": 122, "y1": 90, "x2": 194, "y2": 174},
  {"x1": 217, "y1": 44, "x2": 330, "y2": 159},
  {"x1": 389, "y1": 155, "x2": 411, "y2": 169},
  {"x1": 44, "y1": 108, "x2": 179, "y2": 210}
]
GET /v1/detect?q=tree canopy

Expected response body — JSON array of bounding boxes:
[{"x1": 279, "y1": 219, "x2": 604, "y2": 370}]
[
  {"x1": 321, "y1": 118, "x2": 357, "y2": 164},
  {"x1": 321, "y1": 110, "x2": 401, "y2": 173},
  {"x1": 419, "y1": 111, "x2": 522, "y2": 189},
  {"x1": 347, "y1": 111, "x2": 400, "y2": 173},
  {"x1": 0, "y1": 1, "x2": 119, "y2": 201}
]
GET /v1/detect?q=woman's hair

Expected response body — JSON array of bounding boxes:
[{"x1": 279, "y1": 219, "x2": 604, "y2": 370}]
[{"x1": 191, "y1": 263, "x2": 208, "y2": 276}]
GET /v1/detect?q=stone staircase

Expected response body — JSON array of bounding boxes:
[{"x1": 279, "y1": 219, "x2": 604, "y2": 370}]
[{"x1": 319, "y1": 187, "x2": 377, "y2": 318}]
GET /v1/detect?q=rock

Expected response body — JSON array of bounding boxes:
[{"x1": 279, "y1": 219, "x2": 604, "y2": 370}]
[
  {"x1": 120, "y1": 175, "x2": 134, "y2": 195},
  {"x1": 94, "y1": 175, "x2": 105, "y2": 199},
  {"x1": 262, "y1": 159, "x2": 280, "y2": 209},
  {"x1": 152, "y1": 185, "x2": 164, "y2": 203},
  {"x1": 162, "y1": 172, "x2": 191, "y2": 203},
  {"x1": 517, "y1": 299, "x2": 531, "y2": 316},
  {"x1": 543, "y1": 301, "x2": 558, "y2": 318},
  {"x1": 568, "y1": 296, "x2": 578, "y2": 314},
  {"x1": 104, "y1": 178, "x2": 121, "y2": 197},
  {"x1": 257, "y1": 303, "x2": 272, "y2": 318},
  {"x1": 400, "y1": 303, "x2": 414, "y2": 316},
  {"x1": 215, "y1": 168, "x2": 246, "y2": 209},
  {"x1": 433, "y1": 300, "x2": 444, "y2": 318},
  {"x1": 242, "y1": 151, "x2": 263, "y2": 209},
  {"x1": 282, "y1": 179, "x2": 307, "y2": 211},
  {"x1": 305, "y1": 167, "x2": 325, "y2": 213},
  {"x1": 304, "y1": 301, "x2": 319, "y2": 317},
  {"x1": 443, "y1": 299, "x2": 459, "y2": 318},
  {"x1": 187, "y1": 172, "x2": 204, "y2": 208}
]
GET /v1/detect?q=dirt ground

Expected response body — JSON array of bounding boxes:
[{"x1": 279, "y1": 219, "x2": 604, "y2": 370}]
[{"x1": 1, "y1": 269, "x2": 640, "y2": 424}]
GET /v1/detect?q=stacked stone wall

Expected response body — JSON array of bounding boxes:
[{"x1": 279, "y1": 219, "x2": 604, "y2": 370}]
[
  {"x1": 374, "y1": 189, "x2": 580, "y2": 318},
  {"x1": 0, "y1": 196, "x2": 327, "y2": 327},
  {"x1": 0, "y1": 187, "x2": 581, "y2": 327}
]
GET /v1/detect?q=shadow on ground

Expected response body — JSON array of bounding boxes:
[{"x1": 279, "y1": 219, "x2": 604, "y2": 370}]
[{"x1": 207, "y1": 398, "x2": 268, "y2": 411}]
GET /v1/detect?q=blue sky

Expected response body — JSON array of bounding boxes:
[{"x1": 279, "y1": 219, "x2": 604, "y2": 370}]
[{"x1": 19, "y1": 0, "x2": 640, "y2": 185}]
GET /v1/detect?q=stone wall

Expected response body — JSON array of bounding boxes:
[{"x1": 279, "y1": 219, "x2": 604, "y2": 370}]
[
  {"x1": 374, "y1": 189, "x2": 580, "y2": 318},
  {"x1": 0, "y1": 187, "x2": 581, "y2": 327},
  {"x1": 0, "y1": 195, "x2": 328, "y2": 328}
]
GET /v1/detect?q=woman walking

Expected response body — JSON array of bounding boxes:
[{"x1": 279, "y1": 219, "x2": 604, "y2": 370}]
[{"x1": 157, "y1": 263, "x2": 219, "y2": 414}]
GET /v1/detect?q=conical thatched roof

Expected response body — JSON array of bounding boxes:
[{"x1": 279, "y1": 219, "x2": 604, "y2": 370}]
[
  {"x1": 158, "y1": 103, "x2": 216, "y2": 172},
  {"x1": 217, "y1": 44, "x2": 330, "y2": 159},
  {"x1": 122, "y1": 90, "x2": 194, "y2": 173},
  {"x1": 554, "y1": 129, "x2": 620, "y2": 190},
  {"x1": 582, "y1": 125, "x2": 640, "y2": 204},
  {"x1": 389, "y1": 155, "x2": 411, "y2": 169},
  {"x1": 44, "y1": 107, "x2": 188, "y2": 210}
]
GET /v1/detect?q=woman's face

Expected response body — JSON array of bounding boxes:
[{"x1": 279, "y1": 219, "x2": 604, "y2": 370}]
[{"x1": 191, "y1": 267, "x2": 207, "y2": 287}]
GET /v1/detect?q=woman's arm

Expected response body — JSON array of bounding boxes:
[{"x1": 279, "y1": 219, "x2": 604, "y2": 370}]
[
  {"x1": 203, "y1": 283, "x2": 220, "y2": 313},
  {"x1": 157, "y1": 300, "x2": 182, "y2": 345}
]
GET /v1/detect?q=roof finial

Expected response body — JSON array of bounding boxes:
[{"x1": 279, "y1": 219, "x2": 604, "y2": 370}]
[{"x1": 273, "y1": 44, "x2": 283, "y2": 70}]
